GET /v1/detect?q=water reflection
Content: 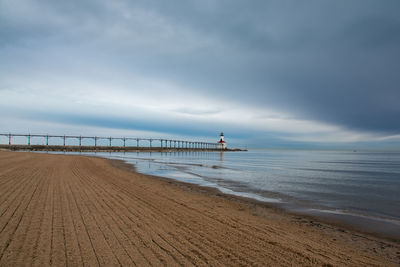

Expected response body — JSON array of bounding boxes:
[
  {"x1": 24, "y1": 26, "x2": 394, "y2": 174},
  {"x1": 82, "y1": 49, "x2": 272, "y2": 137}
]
[{"x1": 219, "y1": 151, "x2": 224, "y2": 163}]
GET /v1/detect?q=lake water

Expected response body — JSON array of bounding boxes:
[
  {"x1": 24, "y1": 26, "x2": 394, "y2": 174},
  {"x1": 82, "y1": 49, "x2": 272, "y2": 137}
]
[{"x1": 71, "y1": 149, "x2": 400, "y2": 238}]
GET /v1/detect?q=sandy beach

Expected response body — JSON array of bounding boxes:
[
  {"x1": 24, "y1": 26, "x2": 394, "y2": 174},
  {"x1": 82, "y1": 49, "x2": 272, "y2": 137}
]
[{"x1": 0, "y1": 151, "x2": 398, "y2": 266}]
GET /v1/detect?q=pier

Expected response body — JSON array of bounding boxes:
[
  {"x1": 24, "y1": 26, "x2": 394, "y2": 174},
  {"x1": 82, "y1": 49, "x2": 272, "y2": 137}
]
[{"x1": 0, "y1": 133, "x2": 242, "y2": 152}]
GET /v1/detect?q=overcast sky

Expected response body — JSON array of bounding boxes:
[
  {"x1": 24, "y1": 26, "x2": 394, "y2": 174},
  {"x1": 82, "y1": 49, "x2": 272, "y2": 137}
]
[{"x1": 1, "y1": 0, "x2": 400, "y2": 148}]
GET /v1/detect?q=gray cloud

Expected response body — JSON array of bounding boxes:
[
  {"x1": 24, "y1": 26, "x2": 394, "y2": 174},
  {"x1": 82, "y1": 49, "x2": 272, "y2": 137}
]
[
  {"x1": 1, "y1": 0, "x2": 400, "y2": 145},
  {"x1": 135, "y1": 0, "x2": 400, "y2": 133}
]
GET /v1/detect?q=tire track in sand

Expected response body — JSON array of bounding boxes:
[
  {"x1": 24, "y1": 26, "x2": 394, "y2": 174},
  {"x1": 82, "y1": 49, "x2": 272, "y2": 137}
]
[
  {"x1": 0, "y1": 166, "x2": 48, "y2": 266},
  {"x1": 76, "y1": 158, "x2": 260, "y2": 266},
  {"x1": 0, "y1": 166, "x2": 44, "y2": 263},
  {"x1": 73, "y1": 159, "x2": 216, "y2": 266},
  {"x1": 70, "y1": 161, "x2": 166, "y2": 266}
]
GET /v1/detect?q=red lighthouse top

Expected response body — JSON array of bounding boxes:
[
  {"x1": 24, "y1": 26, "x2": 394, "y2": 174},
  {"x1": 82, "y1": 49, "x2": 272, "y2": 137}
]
[{"x1": 218, "y1": 132, "x2": 225, "y2": 143}]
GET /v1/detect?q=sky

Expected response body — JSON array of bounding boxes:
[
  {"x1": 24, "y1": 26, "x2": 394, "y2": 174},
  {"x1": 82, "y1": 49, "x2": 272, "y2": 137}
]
[{"x1": 1, "y1": 0, "x2": 400, "y2": 149}]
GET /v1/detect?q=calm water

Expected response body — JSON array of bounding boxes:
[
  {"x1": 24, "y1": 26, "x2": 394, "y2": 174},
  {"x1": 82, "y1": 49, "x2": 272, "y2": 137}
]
[{"x1": 73, "y1": 149, "x2": 400, "y2": 236}]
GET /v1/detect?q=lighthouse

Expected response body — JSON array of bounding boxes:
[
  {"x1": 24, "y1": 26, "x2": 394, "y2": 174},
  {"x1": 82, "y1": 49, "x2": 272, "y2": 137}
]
[{"x1": 217, "y1": 132, "x2": 227, "y2": 149}]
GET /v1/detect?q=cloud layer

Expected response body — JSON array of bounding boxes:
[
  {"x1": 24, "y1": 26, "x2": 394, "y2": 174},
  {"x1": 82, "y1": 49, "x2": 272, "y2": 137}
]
[{"x1": 1, "y1": 0, "x2": 400, "y2": 147}]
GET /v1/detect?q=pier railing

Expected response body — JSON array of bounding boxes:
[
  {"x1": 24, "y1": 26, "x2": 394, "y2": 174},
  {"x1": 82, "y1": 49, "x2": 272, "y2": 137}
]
[{"x1": 0, "y1": 133, "x2": 220, "y2": 150}]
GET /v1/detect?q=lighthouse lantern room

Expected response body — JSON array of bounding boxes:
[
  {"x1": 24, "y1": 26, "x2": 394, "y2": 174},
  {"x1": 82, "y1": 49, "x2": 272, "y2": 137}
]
[{"x1": 217, "y1": 132, "x2": 227, "y2": 149}]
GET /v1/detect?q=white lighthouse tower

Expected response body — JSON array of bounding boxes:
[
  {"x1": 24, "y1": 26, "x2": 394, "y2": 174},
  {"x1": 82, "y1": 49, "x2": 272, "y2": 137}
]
[{"x1": 217, "y1": 132, "x2": 227, "y2": 149}]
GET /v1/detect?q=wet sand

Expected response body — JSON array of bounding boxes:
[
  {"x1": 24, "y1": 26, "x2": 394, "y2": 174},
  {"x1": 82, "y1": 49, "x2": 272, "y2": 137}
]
[{"x1": 0, "y1": 151, "x2": 399, "y2": 266}]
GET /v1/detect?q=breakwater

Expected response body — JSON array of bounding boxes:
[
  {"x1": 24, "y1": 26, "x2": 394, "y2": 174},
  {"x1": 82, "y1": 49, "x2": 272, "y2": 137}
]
[
  {"x1": 0, "y1": 144, "x2": 245, "y2": 152},
  {"x1": 0, "y1": 133, "x2": 246, "y2": 152}
]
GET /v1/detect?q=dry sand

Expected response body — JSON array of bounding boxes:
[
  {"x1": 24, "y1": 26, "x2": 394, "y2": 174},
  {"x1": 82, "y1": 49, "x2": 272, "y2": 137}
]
[{"x1": 0, "y1": 151, "x2": 399, "y2": 266}]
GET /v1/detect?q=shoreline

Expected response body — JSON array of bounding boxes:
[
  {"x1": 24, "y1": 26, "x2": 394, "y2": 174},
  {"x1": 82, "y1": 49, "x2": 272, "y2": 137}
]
[
  {"x1": 127, "y1": 164, "x2": 400, "y2": 243},
  {"x1": 0, "y1": 151, "x2": 399, "y2": 265},
  {"x1": 5, "y1": 149, "x2": 400, "y2": 241},
  {"x1": 95, "y1": 151, "x2": 400, "y2": 242}
]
